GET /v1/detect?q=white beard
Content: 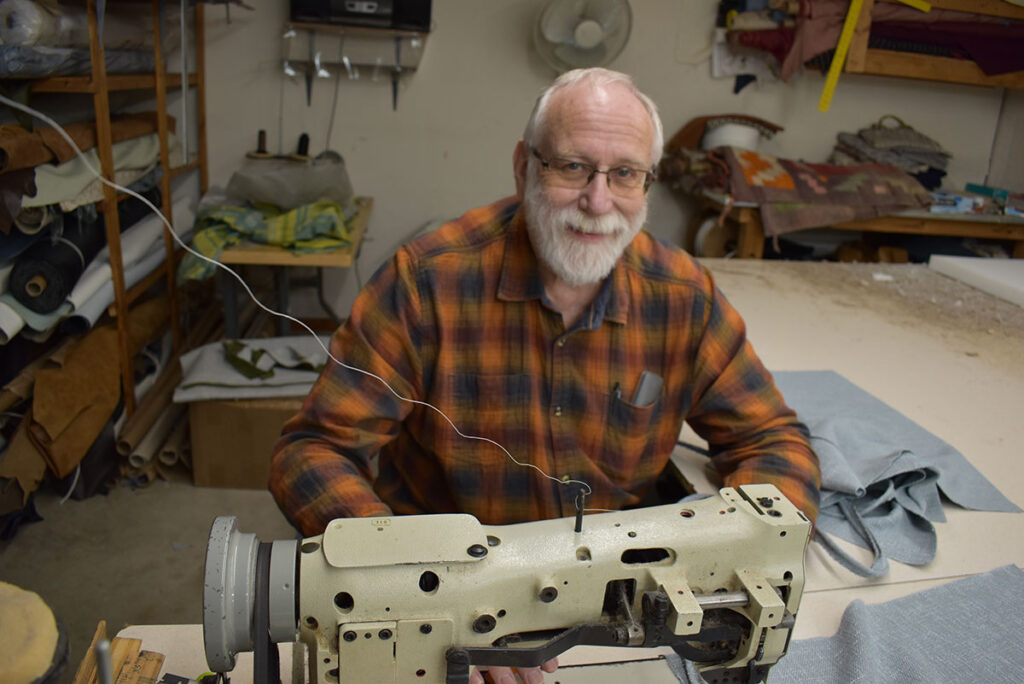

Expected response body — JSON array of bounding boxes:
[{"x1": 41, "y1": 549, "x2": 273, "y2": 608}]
[{"x1": 523, "y1": 178, "x2": 647, "y2": 287}]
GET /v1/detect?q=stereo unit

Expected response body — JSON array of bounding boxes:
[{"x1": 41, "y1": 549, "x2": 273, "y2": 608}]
[{"x1": 290, "y1": 0, "x2": 432, "y2": 32}]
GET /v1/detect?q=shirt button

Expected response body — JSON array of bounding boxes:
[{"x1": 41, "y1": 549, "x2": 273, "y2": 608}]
[
  {"x1": 556, "y1": 338, "x2": 566, "y2": 347},
  {"x1": 554, "y1": 406, "x2": 562, "y2": 416}
]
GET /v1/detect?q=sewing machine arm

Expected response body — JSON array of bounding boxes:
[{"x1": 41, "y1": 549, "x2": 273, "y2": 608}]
[{"x1": 203, "y1": 484, "x2": 811, "y2": 684}]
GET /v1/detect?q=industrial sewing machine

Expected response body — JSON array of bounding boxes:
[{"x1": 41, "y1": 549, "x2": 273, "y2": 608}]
[{"x1": 202, "y1": 484, "x2": 811, "y2": 683}]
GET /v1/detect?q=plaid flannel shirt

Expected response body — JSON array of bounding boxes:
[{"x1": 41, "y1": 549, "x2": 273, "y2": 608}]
[{"x1": 270, "y1": 196, "x2": 820, "y2": 535}]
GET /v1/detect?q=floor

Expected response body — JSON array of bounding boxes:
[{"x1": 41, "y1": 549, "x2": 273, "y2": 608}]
[{"x1": 2, "y1": 259, "x2": 1022, "y2": 683}]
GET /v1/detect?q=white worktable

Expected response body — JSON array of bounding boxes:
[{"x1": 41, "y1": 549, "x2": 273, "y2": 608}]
[{"x1": 119, "y1": 259, "x2": 1024, "y2": 680}]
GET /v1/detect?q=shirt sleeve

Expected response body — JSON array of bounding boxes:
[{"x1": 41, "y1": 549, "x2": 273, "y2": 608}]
[
  {"x1": 269, "y1": 248, "x2": 425, "y2": 536},
  {"x1": 684, "y1": 270, "x2": 821, "y2": 524}
]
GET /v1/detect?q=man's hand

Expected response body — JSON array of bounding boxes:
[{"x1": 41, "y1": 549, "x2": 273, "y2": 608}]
[{"x1": 468, "y1": 658, "x2": 558, "y2": 684}]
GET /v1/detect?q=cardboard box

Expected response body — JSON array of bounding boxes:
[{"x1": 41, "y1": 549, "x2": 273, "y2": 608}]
[{"x1": 188, "y1": 398, "x2": 302, "y2": 489}]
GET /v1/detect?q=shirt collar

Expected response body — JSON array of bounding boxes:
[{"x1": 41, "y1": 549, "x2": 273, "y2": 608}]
[{"x1": 497, "y1": 206, "x2": 631, "y2": 326}]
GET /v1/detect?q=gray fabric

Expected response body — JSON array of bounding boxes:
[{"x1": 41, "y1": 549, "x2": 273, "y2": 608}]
[
  {"x1": 173, "y1": 335, "x2": 330, "y2": 403},
  {"x1": 773, "y1": 565, "x2": 1024, "y2": 682},
  {"x1": 224, "y1": 155, "x2": 354, "y2": 211},
  {"x1": 773, "y1": 370, "x2": 1019, "y2": 577}
]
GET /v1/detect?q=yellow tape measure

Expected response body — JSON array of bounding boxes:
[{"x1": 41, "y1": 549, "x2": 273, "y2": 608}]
[{"x1": 818, "y1": 0, "x2": 931, "y2": 113}]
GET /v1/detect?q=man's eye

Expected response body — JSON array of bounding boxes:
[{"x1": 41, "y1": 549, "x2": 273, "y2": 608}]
[
  {"x1": 560, "y1": 161, "x2": 585, "y2": 173},
  {"x1": 613, "y1": 167, "x2": 636, "y2": 179}
]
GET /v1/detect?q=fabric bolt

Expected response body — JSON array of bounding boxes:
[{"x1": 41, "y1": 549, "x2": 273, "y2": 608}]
[
  {"x1": 22, "y1": 133, "x2": 167, "y2": 209},
  {"x1": 779, "y1": 0, "x2": 1007, "y2": 80},
  {"x1": 0, "y1": 220, "x2": 47, "y2": 262},
  {"x1": 179, "y1": 200, "x2": 352, "y2": 280},
  {"x1": 269, "y1": 197, "x2": 820, "y2": 536},
  {"x1": 65, "y1": 192, "x2": 195, "y2": 314},
  {"x1": 871, "y1": 21, "x2": 1024, "y2": 76},
  {"x1": 0, "y1": 292, "x2": 70, "y2": 333},
  {"x1": 0, "y1": 45, "x2": 154, "y2": 78},
  {"x1": 773, "y1": 370, "x2": 1019, "y2": 577},
  {"x1": 0, "y1": 298, "x2": 25, "y2": 344},
  {"x1": 13, "y1": 205, "x2": 55, "y2": 235},
  {"x1": 9, "y1": 212, "x2": 105, "y2": 313},
  {"x1": 173, "y1": 336, "x2": 330, "y2": 403},
  {"x1": 771, "y1": 565, "x2": 1024, "y2": 683},
  {"x1": 0, "y1": 112, "x2": 169, "y2": 174},
  {"x1": 57, "y1": 141, "x2": 181, "y2": 214},
  {"x1": 61, "y1": 244, "x2": 165, "y2": 334}
]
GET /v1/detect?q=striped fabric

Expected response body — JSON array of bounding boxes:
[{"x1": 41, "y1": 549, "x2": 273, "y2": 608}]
[
  {"x1": 270, "y1": 197, "x2": 820, "y2": 536},
  {"x1": 179, "y1": 200, "x2": 351, "y2": 279}
]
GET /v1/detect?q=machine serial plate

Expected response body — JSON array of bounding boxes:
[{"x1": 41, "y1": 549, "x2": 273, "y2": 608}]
[{"x1": 322, "y1": 514, "x2": 490, "y2": 568}]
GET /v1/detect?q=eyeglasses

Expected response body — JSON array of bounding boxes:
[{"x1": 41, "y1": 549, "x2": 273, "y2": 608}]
[{"x1": 531, "y1": 147, "x2": 656, "y2": 196}]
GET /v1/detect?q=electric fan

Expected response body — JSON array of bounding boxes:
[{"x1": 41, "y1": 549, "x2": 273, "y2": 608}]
[{"x1": 533, "y1": 0, "x2": 633, "y2": 73}]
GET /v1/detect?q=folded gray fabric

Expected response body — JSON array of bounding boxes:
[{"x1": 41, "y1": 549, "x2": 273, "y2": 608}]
[
  {"x1": 772, "y1": 565, "x2": 1024, "y2": 682},
  {"x1": 774, "y1": 370, "x2": 1019, "y2": 577},
  {"x1": 174, "y1": 335, "x2": 330, "y2": 403}
]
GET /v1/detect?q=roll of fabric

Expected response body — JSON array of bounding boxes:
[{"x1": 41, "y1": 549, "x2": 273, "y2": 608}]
[
  {"x1": 0, "y1": 299, "x2": 25, "y2": 344},
  {"x1": 61, "y1": 247, "x2": 165, "y2": 334},
  {"x1": 0, "y1": 0, "x2": 89, "y2": 47},
  {"x1": 8, "y1": 214, "x2": 104, "y2": 314}
]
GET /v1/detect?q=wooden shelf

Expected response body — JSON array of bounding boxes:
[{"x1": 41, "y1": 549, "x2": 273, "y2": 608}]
[
  {"x1": 287, "y1": 21, "x2": 428, "y2": 39},
  {"x1": 31, "y1": 72, "x2": 198, "y2": 94},
  {"x1": 846, "y1": 0, "x2": 1024, "y2": 89}
]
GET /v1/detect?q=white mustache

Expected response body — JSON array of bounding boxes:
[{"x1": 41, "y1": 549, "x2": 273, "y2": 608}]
[{"x1": 561, "y1": 209, "x2": 628, "y2": 236}]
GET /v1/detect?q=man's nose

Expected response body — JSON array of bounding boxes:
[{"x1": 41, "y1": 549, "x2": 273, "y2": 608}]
[{"x1": 578, "y1": 171, "x2": 615, "y2": 215}]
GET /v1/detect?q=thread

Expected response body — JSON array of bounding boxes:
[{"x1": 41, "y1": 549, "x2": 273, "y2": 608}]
[{"x1": 0, "y1": 92, "x2": 594, "y2": 501}]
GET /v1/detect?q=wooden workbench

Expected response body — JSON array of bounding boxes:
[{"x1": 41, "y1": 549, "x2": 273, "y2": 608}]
[
  {"x1": 698, "y1": 193, "x2": 1024, "y2": 259},
  {"x1": 218, "y1": 196, "x2": 372, "y2": 336},
  {"x1": 82, "y1": 259, "x2": 1022, "y2": 683}
]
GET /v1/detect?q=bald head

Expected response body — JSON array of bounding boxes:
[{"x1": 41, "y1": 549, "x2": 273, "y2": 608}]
[{"x1": 523, "y1": 68, "x2": 663, "y2": 168}]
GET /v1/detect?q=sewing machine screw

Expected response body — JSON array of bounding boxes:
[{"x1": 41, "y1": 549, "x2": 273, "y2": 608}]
[
  {"x1": 768, "y1": 510, "x2": 782, "y2": 517},
  {"x1": 343, "y1": 631, "x2": 357, "y2": 642},
  {"x1": 467, "y1": 544, "x2": 488, "y2": 558},
  {"x1": 539, "y1": 587, "x2": 558, "y2": 603},
  {"x1": 378, "y1": 629, "x2": 393, "y2": 640},
  {"x1": 420, "y1": 624, "x2": 433, "y2": 634},
  {"x1": 473, "y1": 615, "x2": 496, "y2": 633}
]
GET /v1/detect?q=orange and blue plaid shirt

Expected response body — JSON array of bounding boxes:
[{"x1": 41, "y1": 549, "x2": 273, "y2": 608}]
[{"x1": 270, "y1": 197, "x2": 820, "y2": 536}]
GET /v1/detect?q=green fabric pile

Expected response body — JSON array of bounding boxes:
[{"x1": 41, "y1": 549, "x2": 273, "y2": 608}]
[{"x1": 179, "y1": 199, "x2": 351, "y2": 280}]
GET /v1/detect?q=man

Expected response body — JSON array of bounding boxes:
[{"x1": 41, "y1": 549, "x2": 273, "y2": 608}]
[{"x1": 270, "y1": 68, "x2": 820, "y2": 683}]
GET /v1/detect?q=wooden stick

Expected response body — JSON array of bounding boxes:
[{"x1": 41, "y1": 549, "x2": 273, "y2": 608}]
[
  {"x1": 72, "y1": 620, "x2": 106, "y2": 684},
  {"x1": 109, "y1": 637, "x2": 142, "y2": 681},
  {"x1": 116, "y1": 363, "x2": 182, "y2": 457}
]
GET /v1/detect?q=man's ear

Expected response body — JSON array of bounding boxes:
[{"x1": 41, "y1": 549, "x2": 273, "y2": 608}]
[{"x1": 513, "y1": 140, "x2": 528, "y2": 200}]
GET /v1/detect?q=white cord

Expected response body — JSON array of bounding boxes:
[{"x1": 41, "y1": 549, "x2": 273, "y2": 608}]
[
  {"x1": 60, "y1": 464, "x2": 82, "y2": 504},
  {"x1": 0, "y1": 94, "x2": 593, "y2": 501}
]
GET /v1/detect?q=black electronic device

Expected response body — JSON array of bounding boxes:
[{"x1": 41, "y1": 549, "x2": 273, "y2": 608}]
[{"x1": 290, "y1": 0, "x2": 432, "y2": 32}]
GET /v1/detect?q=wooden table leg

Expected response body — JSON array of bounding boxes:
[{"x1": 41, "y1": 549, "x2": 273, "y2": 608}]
[{"x1": 735, "y1": 208, "x2": 765, "y2": 259}]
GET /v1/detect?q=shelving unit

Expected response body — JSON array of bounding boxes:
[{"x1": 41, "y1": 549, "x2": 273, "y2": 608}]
[
  {"x1": 26, "y1": 0, "x2": 208, "y2": 415},
  {"x1": 847, "y1": 0, "x2": 1024, "y2": 89}
]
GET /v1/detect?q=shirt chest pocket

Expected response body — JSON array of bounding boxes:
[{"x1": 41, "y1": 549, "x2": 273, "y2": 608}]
[
  {"x1": 595, "y1": 393, "x2": 664, "y2": 487},
  {"x1": 438, "y1": 373, "x2": 533, "y2": 465}
]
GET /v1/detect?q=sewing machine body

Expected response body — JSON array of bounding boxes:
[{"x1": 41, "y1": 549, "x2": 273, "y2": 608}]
[{"x1": 204, "y1": 485, "x2": 811, "y2": 683}]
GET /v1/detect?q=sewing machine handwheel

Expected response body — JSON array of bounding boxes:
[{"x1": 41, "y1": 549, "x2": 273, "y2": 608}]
[{"x1": 203, "y1": 516, "x2": 259, "y2": 672}]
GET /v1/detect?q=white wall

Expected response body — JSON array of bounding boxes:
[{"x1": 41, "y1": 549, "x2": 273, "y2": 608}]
[{"x1": 202, "y1": 0, "x2": 1016, "y2": 315}]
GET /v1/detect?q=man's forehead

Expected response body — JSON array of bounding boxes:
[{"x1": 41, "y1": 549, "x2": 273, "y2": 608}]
[{"x1": 543, "y1": 81, "x2": 655, "y2": 161}]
